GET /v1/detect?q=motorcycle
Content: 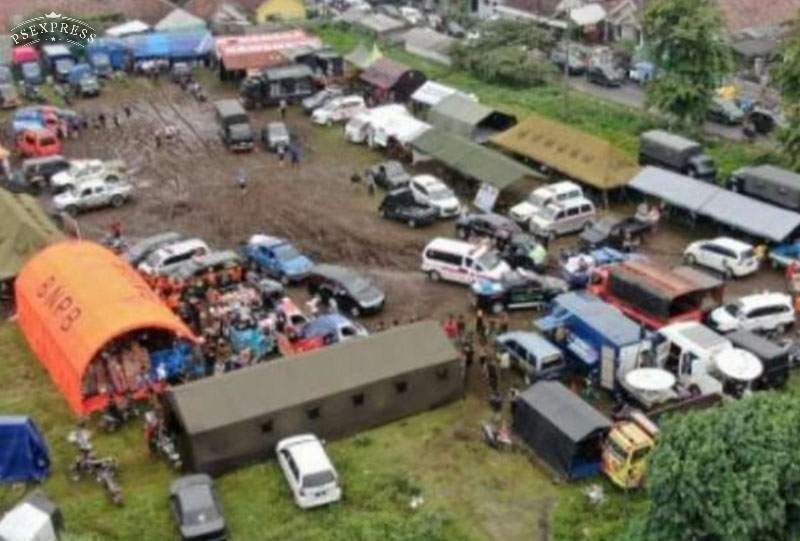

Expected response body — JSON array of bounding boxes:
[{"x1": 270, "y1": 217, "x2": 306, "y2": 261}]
[
  {"x1": 144, "y1": 411, "x2": 182, "y2": 470},
  {"x1": 67, "y1": 429, "x2": 124, "y2": 506}
]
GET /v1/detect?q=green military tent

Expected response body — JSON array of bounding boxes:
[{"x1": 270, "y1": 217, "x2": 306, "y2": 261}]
[
  {"x1": 491, "y1": 113, "x2": 640, "y2": 192},
  {"x1": 0, "y1": 189, "x2": 64, "y2": 282},
  {"x1": 428, "y1": 94, "x2": 516, "y2": 143},
  {"x1": 344, "y1": 42, "x2": 383, "y2": 71},
  {"x1": 410, "y1": 128, "x2": 542, "y2": 191}
]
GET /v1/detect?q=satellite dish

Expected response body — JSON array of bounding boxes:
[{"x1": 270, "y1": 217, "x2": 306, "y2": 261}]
[
  {"x1": 625, "y1": 368, "x2": 676, "y2": 392},
  {"x1": 715, "y1": 349, "x2": 763, "y2": 382}
]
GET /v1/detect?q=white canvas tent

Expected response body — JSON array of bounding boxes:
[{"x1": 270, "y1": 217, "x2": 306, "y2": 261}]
[
  {"x1": 0, "y1": 493, "x2": 62, "y2": 541},
  {"x1": 105, "y1": 20, "x2": 151, "y2": 38}
]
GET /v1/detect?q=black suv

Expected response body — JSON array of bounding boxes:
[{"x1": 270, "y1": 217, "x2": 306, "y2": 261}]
[
  {"x1": 579, "y1": 215, "x2": 651, "y2": 250},
  {"x1": 471, "y1": 271, "x2": 567, "y2": 314},
  {"x1": 587, "y1": 65, "x2": 623, "y2": 87},
  {"x1": 379, "y1": 188, "x2": 438, "y2": 228},
  {"x1": 306, "y1": 264, "x2": 386, "y2": 317},
  {"x1": 455, "y1": 212, "x2": 522, "y2": 241}
]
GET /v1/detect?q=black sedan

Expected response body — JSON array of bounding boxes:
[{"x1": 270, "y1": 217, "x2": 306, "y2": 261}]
[
  {"x1": 379, "y1": 188, "x2": 438, "y2": 228},
  {"x1": 471, "y1": 270, "x2": 567, "y2": 314},
  {"x1": 455, "y1": 212, "x2": 522, "y2": 242},
  {"x1": 307, "y1": 264, "x2": 386, "y2": 317},
  {"x1": 579, "y1": 215, "x2": 651, "y2": 250},
  {"x1": 170, "y1": 474, "x2": 227, "y2": 541}
]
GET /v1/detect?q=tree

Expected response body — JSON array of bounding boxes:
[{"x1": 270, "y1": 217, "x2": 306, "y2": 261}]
[
  {"x1": 631, "y1": 393, "x2": 800, "y2": 541},
  {"x1": 772, "y1": 17, "x2": 800, "y2": 170},
  {"x1": 643, "y1": 0, "x2": 733, "y2": 127}
]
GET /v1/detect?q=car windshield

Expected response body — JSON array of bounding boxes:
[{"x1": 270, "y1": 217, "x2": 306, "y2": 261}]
[
  {"x1": 476, "y1": 251, "x2": 502, "y2": 270},
  {"x1": 55, "y1": 59, "x2": 74, "y2": 71},
  {"x1": 537, "y1": 206, "x2": 556, "y2": 220},
  {"x1": 725, "y1": 302, "x2": 741, "y2": 317},
  {"x1": 593, "y1": 219, "x2": 614, "y2": 234},
  {"x1": 740, "y1": 249, "x2": 755, "y2": 260},
  {"x1": 606, "y1": 437, "x2": 628, "y2": 462},
  {"x1": 230, "y1": 124, "x2": 251, "y2": 138},
  {"x1": 695, "y1": 158, "x2": 715, "y2": 172},
  {"x1": 22, "y1": 63, "x2": 40, "y2": 77},
  {"x1": 303, "y1": 470, "x2": 336, "y2": 488},
  {"x1": 273, "y1": 244, "x2": 300, "y2": 261},
  {"x1": 528, "y1": 193, "x2": 549, "y2": 207},
  {"x1": 349, "y1": 276, "x2": 373, "y2": 294},
  {"x1": 429, "y1": 187, "x2": 453, "y2": 200},
  {"x1": 144, "y1": 251, "x2": 165, "y2": 268}
]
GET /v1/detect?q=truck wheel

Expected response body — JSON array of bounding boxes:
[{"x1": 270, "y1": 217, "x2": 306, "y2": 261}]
[
  {"x1": 407, "y1": 219, "x2": 417, "y2": 228},
  {"x1": 107, "y1": 175, "x2": 119, "y2": 183},
  {"x1": 685, "y1": 254, "x2": 696, "y2": 266},
  {"x1": 65, "y1": 205, "x2": 78, "y2": 216},
  {"x1": 428, "y1": 270, "x2": 441, "y2": 282},
  {"x1": 491, "y1": 301, "x2": 504, "y2": 315},
  {"x1": 110, "y1": 195, "x2": 124, "y2": 208},
  {"x1": 350, "y1": 305, "x2": 361, "y2": 318},
  {"x1": 457, "y1": 227, "x2": 469, "y2": 239},
  {"x1": 723, "y1": 265, "x2": 733, "y2": 280}
]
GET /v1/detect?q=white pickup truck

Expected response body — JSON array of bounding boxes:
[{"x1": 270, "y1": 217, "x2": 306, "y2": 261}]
[
  {"x1": 52, "y1": 178, "x2": 133, "y2": 215},
  {"x1": 50, "y1": 159, "x2": 127, "y2": 192}
]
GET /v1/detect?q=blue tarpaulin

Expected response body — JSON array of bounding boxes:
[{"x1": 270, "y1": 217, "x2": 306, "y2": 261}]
[
  {"x1": 0, "y1": 416, "x2": 50, "y2": 483},
  {"x1": 87, "y1": 38, "x2": 129, "y2": 70},
  {"x1": 122, "y1": 32, "x2": 213, "y2": 61}
]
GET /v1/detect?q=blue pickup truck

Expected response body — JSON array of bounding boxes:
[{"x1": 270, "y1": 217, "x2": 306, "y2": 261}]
[{"x1": 242, "y1": 234, "x2": 314, "y2": 284}]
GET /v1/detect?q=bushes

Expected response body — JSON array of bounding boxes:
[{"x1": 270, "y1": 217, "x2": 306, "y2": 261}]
[{"x1": 454, "y1": 45, "x2": 556, "y2": 88}]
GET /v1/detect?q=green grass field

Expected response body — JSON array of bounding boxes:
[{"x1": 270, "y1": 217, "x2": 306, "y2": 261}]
[{"x1": 0, "y1": 321, "x2": 645, "y2": 540}]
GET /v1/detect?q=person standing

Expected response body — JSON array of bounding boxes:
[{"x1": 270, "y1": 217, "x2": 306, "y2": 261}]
[{"x1": 279, "y1": 99, "x2": 287, "y2": 120}]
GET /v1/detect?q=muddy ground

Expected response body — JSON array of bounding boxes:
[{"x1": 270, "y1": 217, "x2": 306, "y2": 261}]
[{"x1": 23, "y1": 73, "x2": 783, "y2": 330}]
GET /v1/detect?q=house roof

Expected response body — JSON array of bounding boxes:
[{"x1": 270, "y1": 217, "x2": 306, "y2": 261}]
[
  {"x1": 500, "y1": 0, "x2": 562, "y2": 17},
  {"x1": 431, "y1": 94, "x2": 494, "y2": 127},
  {"x1": 353, "y1": 12, "x2": 406, "y2": 34},
  {"x1": 360, "y1": 57, "x2": 410, "y2": 89},
  {"x1": 167, "y1": 321, "x2": 459, "y2": 435},
  {"x1": 345, "y1": 42, "x2": 383, "y2": 70},
  {"x1": 716, "y1": 0, "x2": 800, "y2": 34},
  {"x1": 0, "y1": 0, "x2": 177, "y2": 32},
  {"x1": 402, "y1": 27, "x2": 455, "y2": 54},
  {"x1": 491, "y1": 114, "x2": 639, "y2": 191},
  {"x1": 155, "y1": 7, "x2": 207, "y2": 32},
  {"x1": 410, "y1": 128, "x2": 541, "y2": 191}
]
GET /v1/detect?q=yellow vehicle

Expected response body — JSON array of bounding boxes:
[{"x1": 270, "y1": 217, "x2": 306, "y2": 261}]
[{"x1": 600, "y1": 411, "x2": 659, "y2": 489}]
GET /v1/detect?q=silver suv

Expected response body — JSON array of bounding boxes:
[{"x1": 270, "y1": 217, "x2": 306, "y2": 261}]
[{"x1": 528, "y1": 197, "x2": 596, "y2": 240}]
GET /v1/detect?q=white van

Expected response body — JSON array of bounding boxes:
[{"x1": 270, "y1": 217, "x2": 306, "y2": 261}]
[
  {"x1": 509, "y1": 181, "x2": 583, "y2": 227},
  {"x1": 138, "y1": 238, "x2": 210, "y2": 275},
  {"x1": 421, "y1": 238, "x2": 511, "y2": 285},
  {"x1": 312, "y1": 95, "x2": 366, "y2": 125},
  {"x1": 654, "y1": 321, "x2": 763, "y2": 396},
  {"x1": 528, "y1": 197, "x2": 596, "y2": 239}
]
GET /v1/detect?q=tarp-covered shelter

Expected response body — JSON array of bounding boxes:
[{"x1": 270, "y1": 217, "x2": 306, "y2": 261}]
[
  {"x1": 629, "y1": 166, "x2": 800, "y2": 242},
  {"x1": 124, "y1": 32, "x2": 171, "y2": 60},
  {"x1": 360, "y1": 57, "x2": 426, "y2": 102},
  {"x1": 491, "y1": 114, "x2": 640, "y2": 191},
  {"x1": 513, "y1": 381, "x2": 610, "y2": 480},
  {"x1": 216, "y1": 30, "x2": 321, "y2": 77},
  {"x1": 0, "y1": 190, "x2": 64, "y2": 283},
  {"x1": 15, "y1": 241, "x2": 197, "y2": 414},
  {"x1": 155, "y1": 8, "x2": 207, "y2": 33},
  {"x1": 410, "y1": 128, "x2": 542, "y2": 191},
  {"x1": 429, "y1": 94, "x2": 516, "y2": 143},
  {"x1": 344, "y1": 42, "x2": 383, "y2": 71},
  {"x1": 166, "y1": 32, "x2": 215, "y2": 62},
  {"x1": 0, "y1": 417, "x2": 50, "y2": 483},
  {"x1": 403, "y1": 27, "x2": 455, "y2": 66},
  {"x1": 0, "y1": 491, "x2": 62, "y2": 541},
  {"x1": 352, "y1": 13, "x2": 406, "y2": 35},
  {"x1": 166, "y1": 321, "x2": 463, "y2": 475}
]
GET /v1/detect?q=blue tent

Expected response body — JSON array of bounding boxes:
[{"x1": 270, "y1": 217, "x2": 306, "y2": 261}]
[
  {"x1": 87, "y1": 38, "x2": 129, "y2": 70},
  {"x1": 0, "y1": 416, "x2": 50, "y2": 483},
  {"x1": 125, "y1": 33, "x2": 171, "y2": 60},
  {"x1": 166, "y1": 32, "x2": 214, "y2": 62}
]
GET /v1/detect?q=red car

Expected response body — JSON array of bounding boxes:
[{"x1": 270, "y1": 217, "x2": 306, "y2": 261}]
[{"x1": 16, "y1": 128, "x2": 62, "y2": 158}]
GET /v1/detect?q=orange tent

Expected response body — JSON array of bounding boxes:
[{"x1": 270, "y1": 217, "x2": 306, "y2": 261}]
[{"x1": 15, "y1": 241, "x2": 197, "y2": 414}]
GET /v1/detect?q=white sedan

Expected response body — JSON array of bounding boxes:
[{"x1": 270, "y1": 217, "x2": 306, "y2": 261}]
[
  {"x1": 683, "y1": 237, "x2": 760, "y2": 278},
  {"x1": 276, "y1": 434, "x2": 342, "y2": 509}
]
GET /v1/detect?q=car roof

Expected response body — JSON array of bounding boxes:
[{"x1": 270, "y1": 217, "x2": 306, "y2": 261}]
[
  {"x1": 534, "y1": 180, "x2": 582, "y2": 196},
  {"x1": 736, "y1": 292, "x2": 791, "y2": 309},
  {"x1": 312, "y1": 263, "x2": 362, "y2": 284},
  {"x1": 248, "y1": 234, "x2": 286, "y2": 248},
  {"x1": 659, "y1": 322, "x2": 729, "y2": 353},
  {"x1": 279, "y1": 435, "x2": 334, "y2": 473},
  {"x1": 497, "y1": 331, "x2": 561, "y2": 357},
  {"x1": 170, "y1": 473, "x2": 213, "y2": 495},
  {"x1": 545, "y1": 196, "x2": 594, "y2": 210},
  {"x1": 412, "y1": 174, "x2": 444, "y2": 187},
  {"x1": 705, "y1": 237, "x2": 753, "y2": 251},
  {"x1": 154, "y1": 238, "x2": 207, "y2": 257},
  {"x1": 426, "y1": 237, "x2": 488, "y2": 257}
]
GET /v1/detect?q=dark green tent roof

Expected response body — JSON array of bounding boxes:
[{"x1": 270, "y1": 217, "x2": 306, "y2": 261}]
[
  {"x1": 410, "y1": 128, "x2": 542, "y2": 190},
  {"x1": 0, "y1": 189, "x2": 64, "y2": 281}
]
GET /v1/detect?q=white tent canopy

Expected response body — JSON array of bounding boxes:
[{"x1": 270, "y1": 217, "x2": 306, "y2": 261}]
[
  {"x1": 0, "y1": 502, "x2": 57, "y2": 541},
  {"x1": 569, "y1": 3, "x2": 606, "y2": 26},
  {"x1": 411, "y1": 81, "x2": 477, "y2": 108},
  {"x1": 105, "y1": 20, "x2": 151, "y2": 38}
]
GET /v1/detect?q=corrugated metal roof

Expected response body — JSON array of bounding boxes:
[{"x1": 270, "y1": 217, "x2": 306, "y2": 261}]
[
  {"x1": 344, "y1": 42, "x2": 383, "y2": 70},
  {"x1": 491, "y1": 114, "x2": 639, "y2": 191},
  {"x1": 411, "y1": 128, "x2": 541, "y2": 190},
  {"x1": 431, "y1": 94, "x2": 493, "y2": 127},
  {"x1": 360, "y1": 57, "x2": 409, "y2": 89},
  {"x1": 168, "y1": 321, "x2": 458, "y2": 435},
  {"x1": 630, "y1": 166, "x2": 800, "y2": 242}
]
